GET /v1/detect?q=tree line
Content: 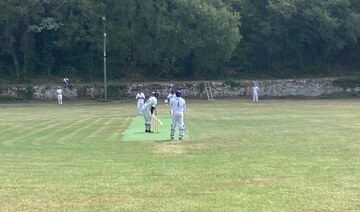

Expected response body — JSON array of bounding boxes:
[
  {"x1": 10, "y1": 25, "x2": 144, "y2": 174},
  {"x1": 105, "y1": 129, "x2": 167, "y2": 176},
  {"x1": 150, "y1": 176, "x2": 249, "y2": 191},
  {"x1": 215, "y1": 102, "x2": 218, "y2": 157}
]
[{"x1": 0, "y1": 0, "x2": 359, "y2": 81}]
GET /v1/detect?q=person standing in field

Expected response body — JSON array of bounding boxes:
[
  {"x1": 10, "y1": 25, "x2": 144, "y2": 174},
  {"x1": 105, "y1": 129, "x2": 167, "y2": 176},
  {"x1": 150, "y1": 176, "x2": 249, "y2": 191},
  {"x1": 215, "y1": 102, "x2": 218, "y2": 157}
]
[
  {"x1": 142, "y1": 91, "x2": 159, "y2": 133},
  {"x1": 56, "y1": 86, "x2": 63, "y2": 105},
  {"x1": 135, "y1": 90, "x2": 145, "y2": 115},
  {"x1": 166, "y1": 90, "x2": 176, "y2": 116},
  {"x1": 170, "y1": 90, "x2": 186, "y2": 141},
  {"x1": 252, "y1": 83, "x2": 259, "y2": 102}
]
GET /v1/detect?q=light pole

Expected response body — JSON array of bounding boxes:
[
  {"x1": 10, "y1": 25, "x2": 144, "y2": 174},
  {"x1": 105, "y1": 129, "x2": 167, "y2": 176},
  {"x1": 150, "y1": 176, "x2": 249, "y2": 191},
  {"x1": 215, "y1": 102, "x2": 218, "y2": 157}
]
[{"x1": 102, "y1": 16, "x2": 107, "y2": 100}]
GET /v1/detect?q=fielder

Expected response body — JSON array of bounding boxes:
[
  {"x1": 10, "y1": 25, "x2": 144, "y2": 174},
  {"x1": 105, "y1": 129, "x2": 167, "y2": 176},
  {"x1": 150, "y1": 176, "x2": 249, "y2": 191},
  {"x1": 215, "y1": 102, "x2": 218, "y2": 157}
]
[
  {"x1": 142, "y1": 91, "x2": 159, "y2": 133},
  {"x1": 252, "y1": 83, "x2": 259, "y2": 102},
  {"x1": 166, "y1": 90, "x2": 176, "y2": 116},
  {"x1": 56, "y1": 87, "x2": 63, "y2": 104},
  {"x1": 135, "y1": 90, "x2": 145, "y2": 115},
  {"x1": 170, "y1": 90, "x2": 186, "y2": 141}
]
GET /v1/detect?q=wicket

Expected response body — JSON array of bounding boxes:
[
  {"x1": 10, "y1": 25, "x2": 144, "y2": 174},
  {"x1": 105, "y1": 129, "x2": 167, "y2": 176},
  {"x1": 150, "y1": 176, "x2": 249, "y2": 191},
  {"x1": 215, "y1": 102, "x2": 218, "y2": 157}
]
[{"x1": 152, "y1": 115, "x2": 159, "y2": 133}]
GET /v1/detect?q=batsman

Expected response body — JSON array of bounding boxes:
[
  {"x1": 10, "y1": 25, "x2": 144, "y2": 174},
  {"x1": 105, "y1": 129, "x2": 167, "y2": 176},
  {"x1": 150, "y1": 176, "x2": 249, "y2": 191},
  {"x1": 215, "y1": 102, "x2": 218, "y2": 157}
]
[
  {"x1": 170, "y1": 90, "x2": 186, "y2": 141},
  {"x1": 142, "y1": 91, "x2": 159, "y2": 133}
]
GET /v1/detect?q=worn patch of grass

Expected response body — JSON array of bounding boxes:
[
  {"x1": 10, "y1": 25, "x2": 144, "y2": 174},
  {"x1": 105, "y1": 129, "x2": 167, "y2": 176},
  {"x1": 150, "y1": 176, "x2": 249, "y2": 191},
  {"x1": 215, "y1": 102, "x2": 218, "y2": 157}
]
[{"x1": 0, "y1": 99, "x2": 359, "y2": 211}]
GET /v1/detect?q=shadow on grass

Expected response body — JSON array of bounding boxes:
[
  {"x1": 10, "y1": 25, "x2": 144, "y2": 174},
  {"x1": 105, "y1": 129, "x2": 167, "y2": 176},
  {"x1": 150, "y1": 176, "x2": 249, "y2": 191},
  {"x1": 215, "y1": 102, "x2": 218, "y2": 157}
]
[{"x1": 154, "y1": 139, "x2": 172, "y2": 143}]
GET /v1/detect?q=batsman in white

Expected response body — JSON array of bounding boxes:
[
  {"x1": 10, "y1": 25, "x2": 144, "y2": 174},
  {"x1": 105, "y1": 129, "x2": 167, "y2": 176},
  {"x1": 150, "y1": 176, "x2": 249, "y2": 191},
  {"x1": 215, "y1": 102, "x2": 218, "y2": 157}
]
[
  {"x1": 252, "y1": 82, "x2": 259, "y2": 102},
  {"x1": 166, "y1": 90, "x2": 176, "y2": 116},
  {"x1": 142, "y1": 91, "x2": 159, "y2": 133},
  {"x1": 170, "y1": 90, "x2": 186, "y2": 141},
  {"x1": 56, "y1": 86, "x2": 63, "y2": 105},
  {"x1": 135, "y1": 90, "x2": 145, "y2": 115}
]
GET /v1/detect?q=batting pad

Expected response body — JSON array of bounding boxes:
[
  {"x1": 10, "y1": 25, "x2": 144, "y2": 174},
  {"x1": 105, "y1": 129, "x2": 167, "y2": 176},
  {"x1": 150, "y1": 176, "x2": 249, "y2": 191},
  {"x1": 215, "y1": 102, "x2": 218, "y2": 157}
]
[{"x1": 122, "y1": 115, "x2": 172, "y2": 141}]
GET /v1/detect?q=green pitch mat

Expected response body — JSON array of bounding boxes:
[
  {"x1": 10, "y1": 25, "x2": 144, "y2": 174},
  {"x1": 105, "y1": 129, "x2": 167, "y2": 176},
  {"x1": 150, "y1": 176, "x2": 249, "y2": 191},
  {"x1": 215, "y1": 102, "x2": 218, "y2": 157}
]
[{"x1": 122, "y1": 115, "x2": 172, "y2": 141}]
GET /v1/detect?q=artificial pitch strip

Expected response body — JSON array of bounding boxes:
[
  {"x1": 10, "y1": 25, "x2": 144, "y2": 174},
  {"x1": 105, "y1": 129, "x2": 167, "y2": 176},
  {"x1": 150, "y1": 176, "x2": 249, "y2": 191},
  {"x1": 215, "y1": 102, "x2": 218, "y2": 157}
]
[{"x1": 122, "y1": 115, "x2": 172, "y2": 141}]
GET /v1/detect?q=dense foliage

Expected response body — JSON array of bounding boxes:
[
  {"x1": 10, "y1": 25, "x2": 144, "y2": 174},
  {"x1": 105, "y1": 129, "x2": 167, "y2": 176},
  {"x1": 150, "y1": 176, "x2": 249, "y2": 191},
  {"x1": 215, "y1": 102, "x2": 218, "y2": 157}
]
[{"x1": 0, "y1": 0, "x2": 359, "y2": 81}]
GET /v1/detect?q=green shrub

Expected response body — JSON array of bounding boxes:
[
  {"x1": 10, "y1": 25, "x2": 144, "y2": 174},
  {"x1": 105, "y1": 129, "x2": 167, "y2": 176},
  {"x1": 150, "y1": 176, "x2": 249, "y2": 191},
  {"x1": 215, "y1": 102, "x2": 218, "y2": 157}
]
[
  {"x1": 223, "y1": 78, "x2": 238, "y2": 87},
  {"x1": 66, "y1": 84, "x2": 74, "y2": 90},
  {"x1": 320, "y1": 91, "x2": 360, "y2": 98},
  {"x1": 107, "y1": 84, "x2": 128, "y2": 98},
  {"x1": 197, "y1": 83, "x2": 204, "y2": 93},
  {"x1": 333, "y1": 76, "x2": 360, "y2": 88},
  {"x1": 0, "y1": 95, "x2": 23, "y2": 101},
  {"x1": 18, "y1": 86, "x2": 34, "y2": 100}
]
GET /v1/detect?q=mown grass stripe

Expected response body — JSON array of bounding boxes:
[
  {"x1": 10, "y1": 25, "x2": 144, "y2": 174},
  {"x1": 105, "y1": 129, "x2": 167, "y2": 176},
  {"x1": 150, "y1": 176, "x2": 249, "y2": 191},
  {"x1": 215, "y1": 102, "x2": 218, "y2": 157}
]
[{"x1": 0, "y1": 120, "x2": 60, "y2": 147}]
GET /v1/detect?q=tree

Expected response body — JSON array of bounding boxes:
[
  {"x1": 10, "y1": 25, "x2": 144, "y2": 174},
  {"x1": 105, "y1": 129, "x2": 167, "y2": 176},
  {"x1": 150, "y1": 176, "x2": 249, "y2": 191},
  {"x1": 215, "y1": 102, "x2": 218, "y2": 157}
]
[
  {"x1": 0, "y1": 0, "x2": 44, "y2": 78},
  {"x1": 104, "y1": 0, "x2": 240, "y2": 79},
  {"x1": 46, "y1": 0, "x2": 104, "y2": 78},
  {"x1": 225, "y1": 0, "x2": 360, "y2": 77},
  {"x1": 0, "y1": 0, "x2": 104, "y2": 79}
]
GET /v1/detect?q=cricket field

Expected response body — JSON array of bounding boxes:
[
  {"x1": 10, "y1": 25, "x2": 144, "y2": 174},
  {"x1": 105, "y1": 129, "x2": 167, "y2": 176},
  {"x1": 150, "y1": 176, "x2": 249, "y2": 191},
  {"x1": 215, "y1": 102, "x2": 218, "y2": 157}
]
[{"x1": 0, "y1": 99, "x2": 359, "y2": 211}]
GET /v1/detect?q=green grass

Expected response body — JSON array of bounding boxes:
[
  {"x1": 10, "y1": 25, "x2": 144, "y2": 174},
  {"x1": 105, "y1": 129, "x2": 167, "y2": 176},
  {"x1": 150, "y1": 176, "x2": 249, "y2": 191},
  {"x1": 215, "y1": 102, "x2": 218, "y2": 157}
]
[
  {"x1": 122, "y1": 115, "x2": 176, "y2": 141},
  {"x1": 0, "y1": 99, "x2": 359, "y2": 211}
]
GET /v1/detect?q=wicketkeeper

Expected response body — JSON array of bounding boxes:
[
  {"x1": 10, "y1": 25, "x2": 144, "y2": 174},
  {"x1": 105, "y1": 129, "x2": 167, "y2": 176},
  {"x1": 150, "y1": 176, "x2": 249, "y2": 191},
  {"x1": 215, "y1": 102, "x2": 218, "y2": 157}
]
[
  {"x1": 142, "y1": 91, "x2": 159, "y2": 133},
  {"x1": 170, "y1": 90, "x2": 186, "y2": 141}
]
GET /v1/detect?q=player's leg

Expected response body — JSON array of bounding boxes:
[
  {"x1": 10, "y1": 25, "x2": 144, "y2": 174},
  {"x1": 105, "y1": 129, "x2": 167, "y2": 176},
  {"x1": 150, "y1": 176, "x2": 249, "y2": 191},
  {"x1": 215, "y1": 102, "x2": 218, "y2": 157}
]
[
  {"x1": 178, "y1": 113, "x2": 185, "y2": 140},
  {"x1": 139, "y1": 102, "x2": 144, "y2": 115},
  {"x1": 143, "y1": 109, "x2": 152, "y2": 132},
  {"x1": 170, "y1": 114, "x2": 178, "y2": 140},
  {"x1": 58, "y1": 95, "x2": 62, "y2": 104},
  {"x1": 137, "y1": 102, "x2": 141, "y2": 115}
]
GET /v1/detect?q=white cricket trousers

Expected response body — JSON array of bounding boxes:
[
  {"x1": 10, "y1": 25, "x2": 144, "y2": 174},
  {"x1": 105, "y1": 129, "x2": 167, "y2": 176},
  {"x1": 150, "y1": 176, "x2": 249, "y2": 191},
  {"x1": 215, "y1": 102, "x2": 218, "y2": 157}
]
[
  {"x1": 58, "y1": 95, "x2": 63, "y2": 104},
  {"x1": 171, "y1": 111, "x2": 184, "y2": 139},
  {"x1": 253, "y1": 93, "x2": 258, "y2": 102},
  {"x1": 142, "y1": 107, "x2": 152, "y2": 131},
  {"x1": 137, "y1": 100, "x2": 144, "y2": 115}
]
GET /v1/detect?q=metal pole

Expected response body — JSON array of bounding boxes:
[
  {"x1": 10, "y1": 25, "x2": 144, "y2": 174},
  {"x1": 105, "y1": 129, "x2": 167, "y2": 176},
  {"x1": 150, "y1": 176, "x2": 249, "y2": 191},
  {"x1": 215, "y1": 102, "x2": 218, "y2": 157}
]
[{"x1": 102, "y1": 16, "x2": 107, "y2": 100}]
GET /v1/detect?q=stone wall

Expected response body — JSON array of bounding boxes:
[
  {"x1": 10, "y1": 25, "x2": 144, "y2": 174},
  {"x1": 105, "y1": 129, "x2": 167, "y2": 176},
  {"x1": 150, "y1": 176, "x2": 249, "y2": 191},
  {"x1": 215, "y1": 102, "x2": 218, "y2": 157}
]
[{"x1": 1, "y1": 78, "x2": 359, "y2": 100}]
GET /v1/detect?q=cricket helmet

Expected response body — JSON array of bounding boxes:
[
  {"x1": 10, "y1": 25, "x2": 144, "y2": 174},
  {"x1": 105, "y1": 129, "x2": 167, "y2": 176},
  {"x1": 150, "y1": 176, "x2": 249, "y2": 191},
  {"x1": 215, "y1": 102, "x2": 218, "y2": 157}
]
[{"x1": 175, "y1": 90, "x2": 182, "y2": 97}]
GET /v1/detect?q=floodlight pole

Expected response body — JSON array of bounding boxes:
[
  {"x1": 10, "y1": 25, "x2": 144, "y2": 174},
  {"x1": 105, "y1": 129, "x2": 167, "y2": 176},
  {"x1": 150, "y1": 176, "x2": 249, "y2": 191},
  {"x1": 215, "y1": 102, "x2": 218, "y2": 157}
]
[{"x1": 102, "y1": 16, "x2": 107, "y2": 100}]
